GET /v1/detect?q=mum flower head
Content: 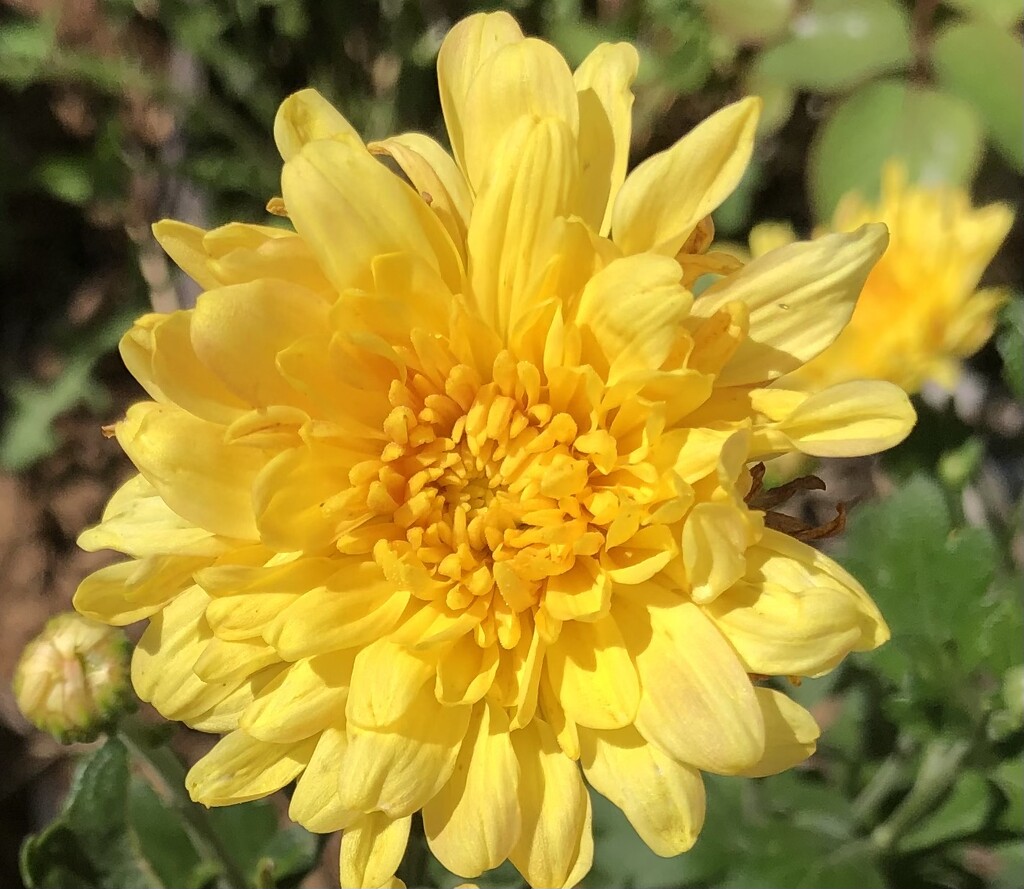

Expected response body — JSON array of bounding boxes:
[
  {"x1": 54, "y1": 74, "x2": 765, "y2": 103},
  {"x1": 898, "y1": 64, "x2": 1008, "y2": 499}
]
[
  {"x1": 74, "y1": 12, "x2": 916, "y2": 888},
  {"x1": 754, "y1": 163, "x2": 1014, "y2": 394}
]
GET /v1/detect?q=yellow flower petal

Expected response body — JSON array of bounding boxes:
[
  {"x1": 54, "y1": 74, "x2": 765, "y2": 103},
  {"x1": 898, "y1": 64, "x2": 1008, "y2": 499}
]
[
  {"x1": 240, "y1": 653, "x2": 352, "y2": 742},
  {"x1": 78, "y1": 474, "x2": 229, "y2": 559},
  {"x1": 290, "y1": 726, "x2": 359, "y2": 833},
  {"x1": 574, "y1": 42, "x2": 640, "y2": 235},
  {"x1": 274, "y1": 88, "x2": 359, "y2": 161},
  {"x1": 74, "y1": 554, "x2": 204, "y2": 626},
  {"x1": 574, "y1": 254, "x2": 691, "y2": 384},
  {"x1": 624, "y1": 591, "x2": 765, "y2": 773},
  {"x1": 116, "y1": 402, "x2": 265, "y2": 540},
  {"x1": 455, "y1": 37, "x2": 578, "y2": 193},
  {"x1": 340, "y1": 812, "x2": 411, "y2": 889},
  {"x1": 263, "y1": 566, "x2": 409, "y2": 660},
  {"x1": 510, "y1": 720, "x2": 593, "y2": 889},
  {"x1": 744, "y1": 529, "x2": 890, "y2": 653},
  {"x1": 190, "y1": 279, "x2": 328, "y2": 410},
  {"x1": 693, "y1": 224, "x2": 890, "y2": 386},
  {"x1": 682, "y1": 501, "x2": 752, "y2": 604},
  {"x1": 346, "y1": 639, "x2": 436, "y2": 730},
  {"x1": 706, "y1": 572, "x2": 876, "y2": 678},
  {"x1": 736, "y1": 687, "x2": 819, "y2": 778},
  {"x1": 187, "y1": 728, "x2": 314, "y2": 806},
  {"x1": 579, "y1": 725, "x2": 705, "y2": 856},
  {"x1": 765, "y1": 380, "x2": 916, "y2": 458},
  {"x1": 437, "y1": 11, "x2": 524, "y2": 184},
  {"x1": 281, "y1": 136, "x2": 463, "y2": 295},
  {"x1": 423, "y1": 699, "x2": 521, "y2": 877},
  {"x1": 339, "y1": 682, "x2": 471, "y2": 818},
  {"x1": 369, "y1": 133, "x2": 472, "y2": 254},
  {"x1": 612, "y1": 98, "x2": 760, "y2": 256},
  {"x1": 545, "y1": 613, "x2": 640, "y2": 729},
  {"x1": 120, "y1": 311, "x2": 248, "y2": 426},
  {"x1": 467, "y1": 115, "x2": 579, "y2": 339}
]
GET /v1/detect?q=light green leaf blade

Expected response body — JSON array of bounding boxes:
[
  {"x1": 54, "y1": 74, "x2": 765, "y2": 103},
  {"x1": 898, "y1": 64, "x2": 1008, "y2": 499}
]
[
  {"x1": 756, "y1": 0, "x2": 913, "y2": 93},
  {"x1": 932, "y1": 21, "x2": 1024, "y2": 170},
  {"x1": 809, "y1": 79, "x2": 984, "y2": 218}
]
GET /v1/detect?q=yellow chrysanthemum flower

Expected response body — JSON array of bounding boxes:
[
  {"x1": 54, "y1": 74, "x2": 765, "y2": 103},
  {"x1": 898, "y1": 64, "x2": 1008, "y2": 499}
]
[
  {"x1": 74, "y1": 13, "x2": 916, "y2": 889},
  {"x1": 755, "y1": 165, "x2": 1014, "y2": 394}
]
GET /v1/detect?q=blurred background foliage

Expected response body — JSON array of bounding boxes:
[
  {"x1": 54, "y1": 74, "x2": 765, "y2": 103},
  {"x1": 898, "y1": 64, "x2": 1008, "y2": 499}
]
[{"x1": 0, "y1": 1, "x2": 1021, "y2": 888}]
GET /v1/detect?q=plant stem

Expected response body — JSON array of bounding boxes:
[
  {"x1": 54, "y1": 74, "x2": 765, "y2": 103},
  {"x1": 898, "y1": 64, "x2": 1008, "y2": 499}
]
[
  {"x1": 870, "y1": 736, "x2": 971, "y2": 853},
  {"x1": 119, "y1": 717, "x2": 250, "y2": 889},
  {"x1": 851, "y1": 754, "x2": 907, "y2": 826}
]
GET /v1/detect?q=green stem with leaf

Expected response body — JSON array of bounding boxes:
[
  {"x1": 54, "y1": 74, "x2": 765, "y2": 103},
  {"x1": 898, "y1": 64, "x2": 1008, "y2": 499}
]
[{"x1": 119, "y1": 717, "x2": 251, "y2": 889}]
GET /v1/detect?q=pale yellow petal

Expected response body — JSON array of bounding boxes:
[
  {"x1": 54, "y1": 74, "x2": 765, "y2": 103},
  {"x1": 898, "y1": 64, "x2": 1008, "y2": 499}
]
[
  {"x1": 510, "y1": 720, "x2": 593, "y2": 889},
  {"x1": 457, "y1": 38, "x2": 578, "y2": 193},
  {"x1": 116, "y1": 402, "x2": 265, "y2": 540},
  {"x1": 766, "y1": 380, "x2": 916, "y2": 458},
  {"x1": 186, "y1": 729, "x2": 314, "y2": 806},
  {"x1": 341, "y1": 813, "x2": 411, "y2": 889},
  {"x1": 339, "y1": 682, "x2": 471, "y2": 818},
  {"x1": 579, "y1": 725, "x2": 705, "y2": 856},
  {"x1": 573, "y1": 42, "x2": 640, "y2": 235},
  {"x1": 423, "y1": 699, "x2": 521, "y2": 877},
  {"x1": 437, "y1": 11, "x2": 524, "y2": 182},
  {"x1": 150, "y1": 220, "x2": 221, "y2": 291},
  {"x1": 369, "y1": 133, "x2": 472, "y2": 253},
  {"x1": 612, "y1": 98, "x2": 760, "y2": 256},
  {"x1": 681, "y1": 501, "x2": 751, "y2": 604},
  {"x1": 119, "y1": 311, "x2": 248, "y2": 425},
  {"x1": 706, "y1": 576, "x2": 874, "y2": 677},
  {"x1": 190, "y1": 279, "x2": 328, "y2": 410},
  {"x1": 573, "y1": 254, "x2": 691, "y2": 384},
  {"x1": 736, "y1": 687, "x2": 819, "y2": 778},
  {"x1": 742, "y1": 529, "x2": 890, "y2": 652},
  {"x1": 74, "y1": 554, "x2": 204, "y2": 626},
  {"x1": 281, "y1": 136, "x2": 462, "y2": 295},
  {"x1": 263, "y1": 564, "x2": 409, "y2": 660},
  {"x1": 240, "y1": 653, "x2": 353, "y2": 742},
  {"x1": 274, "y1": 88, "x2": 359, "y2": 160},
  {"x1": 345, "y1": 638, "x2": 435, "y2": 731},
  {"x1": 290, "y1": 726, "x2": 359, "y2": 833},
  {"x1": 132, "y1": 587, "x2": 278, "y2": 727},
  {"x1": 622, "y1": 591, "x2": 765, "y2": 773},
  {"x1": 78, "y1": 474, "x2": 228, "y2": 559},
  {"x1": 692, "y1": 224, "x2": 890, "y2": 386},
  {"x1": 545, "y1": 613, "x2": 639, "y2": 730},
  {"x1": 466, "y1": 115, "x2": 579, "y2": 340}
]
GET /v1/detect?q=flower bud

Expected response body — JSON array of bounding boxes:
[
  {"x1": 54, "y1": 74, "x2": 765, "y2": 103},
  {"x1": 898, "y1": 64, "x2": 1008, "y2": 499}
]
[{"x1": 13, "y1": 612, "x2": 132, "y2": 743}]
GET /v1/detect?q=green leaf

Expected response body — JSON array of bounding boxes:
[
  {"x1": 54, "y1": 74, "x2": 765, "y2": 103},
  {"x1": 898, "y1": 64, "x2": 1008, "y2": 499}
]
[
  {"x1": 702, "y1": 0, "x2": 794, "y2": 44},
  {"x1": 943, "y1": 0, "x2": 1023, "y2": 26},
  {"x1": 992, "y1": 840, "x2": 1024, "y2": 889},
  {"x1": 720, "y1": 824, "x2": 884, "y2": 888},
  {"x1": 932, "y1": 21, "x2": 1024, "y2": 170},
  {"x1": 0, "y1": 309, "x2": 133, "y2": 471},
  {"x1": 809, "y1": 79, "x2": 984, "y2": 218},
  {"x1": 21, "y1": 739, "x2": 161, "y2": 889},
  {"x1": 996, "y1": 297, "x2": 1024, "y2": 399},
  {"x1": 992, "y1": 757, "x2": 1024, "y2": 834},
  {"x1": 898, "y1": 770, "x2": 994, "y2": 852},
  {"x1": 0, "y1": 18, "x2": 56, "y2": 89},
  {"x1": 756, "y1": 0, "x2": 913, "y2": 93},
  {"x1": 127, "y1": 779, "x2": 205, "y2": 889},
  {"x1": 839, "y1": 475, "x2": 1002, "y2": 705}
]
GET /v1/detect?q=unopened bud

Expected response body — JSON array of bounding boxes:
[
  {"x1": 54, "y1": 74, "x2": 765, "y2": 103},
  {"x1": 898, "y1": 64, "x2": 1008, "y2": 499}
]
[{"x1": 13, "y1": 613, "x2": 131, "y2": 743}]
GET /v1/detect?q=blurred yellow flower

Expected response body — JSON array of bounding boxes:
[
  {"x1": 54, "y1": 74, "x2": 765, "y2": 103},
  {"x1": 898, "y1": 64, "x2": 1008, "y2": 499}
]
[
  {"x1": 74, "y1": 12, "x2": 915, "y2": 889},
  {"x1": 760, "y1": 165, "x2": 1013, "y2": 394}
]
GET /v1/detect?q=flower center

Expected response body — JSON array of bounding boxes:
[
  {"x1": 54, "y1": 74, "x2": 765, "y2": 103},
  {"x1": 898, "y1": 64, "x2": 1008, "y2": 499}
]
[{"x1": 340, "y1": 347, "x2": 675, "y2": 649}]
